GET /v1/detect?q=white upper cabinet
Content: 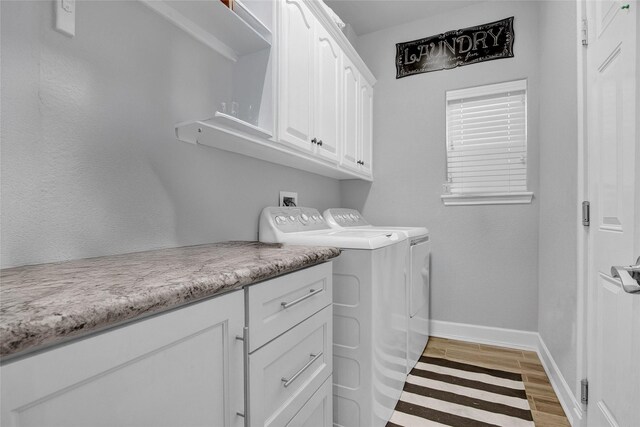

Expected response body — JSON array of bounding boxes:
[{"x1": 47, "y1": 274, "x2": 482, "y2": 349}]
[
  {"x1": 278, "y1": 0, "x2": 315, "y2": 151},
  {"x1": 340, "y1": 61, "x2": 372, "y2": 179},
  {"x1": 313, "y1": 23, "x2": 341, "y2": 164},
  {"x1": 279, "y1": 0, "x2": 341, "y2": 164},
  {"x1": 359, "y1": 78, "x2": 373, "y2": 178},
  {"x1": 173, "y1": 0, "x2": 376, "y2": 181},
  {"x1": 340, "y1": 53, "x2": 360, "y2": 172}
]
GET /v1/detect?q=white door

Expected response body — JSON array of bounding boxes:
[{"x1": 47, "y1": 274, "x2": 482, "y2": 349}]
[
  {"x1": 279, "y1": 0, "x2": 314, "y2": 152},
  {"x1": 586, "y1": 2, "x2": 639, "y2": 426},
  {"x1": 340, "y1": 54, "x2": 360, "y2": 172},
  {"x1": 314, "y1": 24, "x2": 340, "y2": 164}
]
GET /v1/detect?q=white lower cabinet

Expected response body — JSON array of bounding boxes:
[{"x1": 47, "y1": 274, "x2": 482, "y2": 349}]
[
  {"x1": 247, "y1": 263, "x2": 333, "y2": 427},
  {"x1": 286, "y1": 376, "x2": 332, "y2": 427},
  {"x1": 0, "y1": 263, "x2": 334, "y2": 427},
  {"x1": 247, "y1": 262, "x2": 332, "y2": 352},
  {"x1": 248, "y1": 305, "x2": 332, "y2": 427},
  {"x1": 0, "y1": 290, "x2": 245, "y2": 427}
]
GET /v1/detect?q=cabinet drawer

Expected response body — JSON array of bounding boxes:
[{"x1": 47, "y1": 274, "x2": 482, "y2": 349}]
[
  {"x1": 248, "y1": 262, "x2": 332, "y2": 352},
  {"x1": 286, "y1": 376, "x2": 332, "y2": 427},
  {"x1": 249, "y1": 305, "x2": 332, "y2": 427}
]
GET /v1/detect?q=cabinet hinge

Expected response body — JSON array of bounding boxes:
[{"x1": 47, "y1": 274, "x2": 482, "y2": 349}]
[
  {"x1": 581, "y1": 19, "x2": 588, "y2": 46},
  {"x1": 582, "y1": 201, "x2": 590, "y2": 226},
  {"x1": 581, "y1": 379, "x2": 589, "y2": 404}
]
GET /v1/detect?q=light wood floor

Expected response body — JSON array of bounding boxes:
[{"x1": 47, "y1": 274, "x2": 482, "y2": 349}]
[{"x1": 423, "y1": 337, "x2": 570, "y2": 427}]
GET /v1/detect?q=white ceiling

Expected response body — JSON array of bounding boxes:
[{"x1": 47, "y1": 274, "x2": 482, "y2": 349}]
[{"x1": 324, "y1": 0, "x2": 485, "y2": 36}]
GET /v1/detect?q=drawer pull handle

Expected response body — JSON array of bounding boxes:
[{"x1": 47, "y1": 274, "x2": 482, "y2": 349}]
[
  {"x1": 281, "y1": 352, "x2": 323, "y2": 388},
  {"x1": 281, "y1": 288, "x2": 323, "y2": 309}
]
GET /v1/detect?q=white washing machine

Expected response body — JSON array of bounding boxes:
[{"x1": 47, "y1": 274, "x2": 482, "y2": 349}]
[
  {"x1": 259, "y1": 206, "x2": 408, "y2": 427},
  {"x1": 323, "y1": 208, "x2": 430, "y2": 374}
]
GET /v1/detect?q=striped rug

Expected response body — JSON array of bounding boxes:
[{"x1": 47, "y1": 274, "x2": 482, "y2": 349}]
[{"x1": 387, "y1": 356, "x2": 535, "y2": 427}]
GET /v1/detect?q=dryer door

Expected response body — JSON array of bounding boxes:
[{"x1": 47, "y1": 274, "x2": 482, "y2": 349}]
[{"x1": 409, "y1": 237, "x2": 430, "y2": 318}]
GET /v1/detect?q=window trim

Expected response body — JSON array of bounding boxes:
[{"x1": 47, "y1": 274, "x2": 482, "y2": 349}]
[
  {"x1": 442, "y1": 79, "x2": 533, "y2": 206},
  {"x1": 441, "y1": 191, "x2": 534, "y2": 206}
]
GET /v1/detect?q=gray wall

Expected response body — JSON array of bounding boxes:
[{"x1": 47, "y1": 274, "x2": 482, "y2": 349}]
[
  {"x1": 537, "y1": 0, "x2": 579, "y2": 397},
  {"x1": 342, "y1": 1, "x2": 541, "y2": 331},
  {"x1": 0, "y1": 1, "x2": 341, "y2": 268}
]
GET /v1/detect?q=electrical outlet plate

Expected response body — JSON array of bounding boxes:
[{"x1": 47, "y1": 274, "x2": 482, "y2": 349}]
[
  {"x1": 55, "y1": 0, "x2": 76, "y2": 37},
  {"x1": 279, "y1": 191, "x2": 298, "y2": 207}
]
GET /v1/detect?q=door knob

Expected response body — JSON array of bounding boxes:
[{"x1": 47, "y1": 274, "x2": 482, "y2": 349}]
[
  {"x1": 317, "y1": 140, "x2": 323, "y2": 146},
  {"x1": 611, "y1": 256, "x2": 640, "y2": 293},
  {"x1": 311, "y1": 138, "x2": 317, "y2": 144}
]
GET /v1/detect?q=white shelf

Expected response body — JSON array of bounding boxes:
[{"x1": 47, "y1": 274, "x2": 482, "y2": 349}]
[
  {"x1": 175, "y1": 118, "x2": 372, "y2": 181},
  {"x1": 141, "y1": 0, "x2": 271, "y2": 62},
  {"x1": 213, "y1": 111, "x2": 272, "y2": 138},
  {"x1": 233, "y1": 0, "x2": 272, "y2": 43}
]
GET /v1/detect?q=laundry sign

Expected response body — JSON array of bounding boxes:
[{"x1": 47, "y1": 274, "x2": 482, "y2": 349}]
[{"x1": 395, "y1": 17, "x2": 514, "y2": 79}]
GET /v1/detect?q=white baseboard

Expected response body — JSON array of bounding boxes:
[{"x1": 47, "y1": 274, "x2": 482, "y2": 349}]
[
  {"x1": 430, "y1": 319, "x2": 540, "y2": 350},
  {"x1": 536, "y1": 336, "x2": 585, "y2": 427},
  {"x1": 429, "y1": 320, "x2": 584, "y2": 426}
]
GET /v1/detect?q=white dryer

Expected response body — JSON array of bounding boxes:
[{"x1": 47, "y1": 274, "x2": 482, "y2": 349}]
[
  {"x1": 259, "y1": 206, "x2": 408, "y2": 427},
  {"x1": 323, "y1": 208, "x2": 430, "y2": 373}
]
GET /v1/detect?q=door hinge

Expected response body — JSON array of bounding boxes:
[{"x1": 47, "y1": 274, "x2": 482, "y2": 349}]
[
  {"x1": 581, "y1": 379, "x2": 589, "y2": 404},
  {"x1": 582, "y1": 201, "x2": 590, "y2": 226},
  {"x1": 581, "y1": 19, "x2": 588, "y2": 46}
]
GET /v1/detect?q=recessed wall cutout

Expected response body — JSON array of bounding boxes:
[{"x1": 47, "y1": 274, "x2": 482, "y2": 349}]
[{"x1": 279, "y1": 191, "x2": 298, "y2": 207}]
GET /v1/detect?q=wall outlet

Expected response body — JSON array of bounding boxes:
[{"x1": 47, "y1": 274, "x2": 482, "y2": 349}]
[{"x1": 279, "y1": 191, "x2": 298, "y2": 207}]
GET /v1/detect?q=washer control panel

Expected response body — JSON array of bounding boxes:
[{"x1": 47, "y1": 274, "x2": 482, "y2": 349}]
[
  {"x1": 323, "y1": 208, "x2": 371, "y2": 228},
  {"x1": 261, "y1": 207, "x2": 330, "y2": 236}
]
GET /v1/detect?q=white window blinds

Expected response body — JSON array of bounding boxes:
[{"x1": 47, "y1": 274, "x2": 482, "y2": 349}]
[{"x1": 445, "y1": 79, "x2": 528, "y2": 195}]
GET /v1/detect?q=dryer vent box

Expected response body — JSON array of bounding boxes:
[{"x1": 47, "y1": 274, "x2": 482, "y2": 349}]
[{"x1": 279, "y1": 191, "x2": 298, "y2": 207}]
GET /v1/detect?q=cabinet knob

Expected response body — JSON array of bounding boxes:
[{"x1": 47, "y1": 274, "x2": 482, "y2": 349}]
[
  {"x1": 317, "y1": 140, "x2": 323, "y2": 146},
  {"x1": 311, "y1": 138, "x2": 317, "y2": 144}
]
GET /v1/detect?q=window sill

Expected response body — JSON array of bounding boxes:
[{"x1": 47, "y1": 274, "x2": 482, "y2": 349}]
[{"x1": 441, "y1": 192, "x2": 534, "y2": 206}]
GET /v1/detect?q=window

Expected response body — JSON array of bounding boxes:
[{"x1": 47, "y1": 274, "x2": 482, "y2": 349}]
[{"x1": 441, "y1": 79, "x2": 533, "y2": 205}]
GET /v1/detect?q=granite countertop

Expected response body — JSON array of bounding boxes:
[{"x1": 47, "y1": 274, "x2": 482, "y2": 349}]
[{"x1": 0, "y1": 241, "x2": 340, "y2": 359}]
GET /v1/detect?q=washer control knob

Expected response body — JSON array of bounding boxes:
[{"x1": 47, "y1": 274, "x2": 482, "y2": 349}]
[
  {"x1": 289, "y1": 215, "x2": 296, "y2": 222},
  {"x1": 275, "y1": 215, "x2": 286, "y2": 225},
  {"x1": 300, "y1": 214, "x2": 309, "y2": 224}
]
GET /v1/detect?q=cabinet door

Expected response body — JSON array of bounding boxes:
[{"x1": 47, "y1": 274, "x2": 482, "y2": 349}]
[
  {"x1": 340, "y1": 54, "x2": 360, "y2": 172},
  {"x1": 279, "y1": 0, "x2": 315, "y2": 152},
  {"x1": 359, "y1": 78, "x2": 373, "y2": 177},
  {"x1": 313, "y1": 24, "x2": 340, "y2": 164},
  {"x1": 0, "y1": 291, "x2": 245, "y2": 427}
]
